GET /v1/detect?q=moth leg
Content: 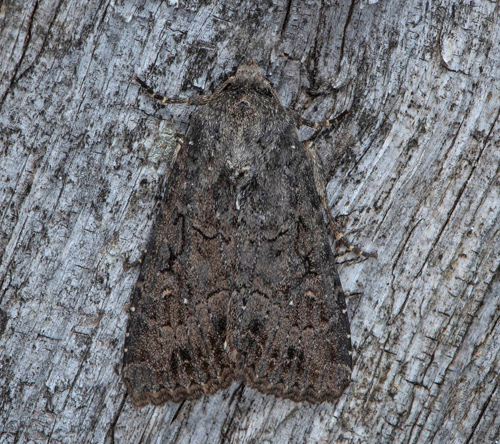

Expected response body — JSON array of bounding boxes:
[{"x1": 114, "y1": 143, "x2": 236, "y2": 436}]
[
  {"x1": 344, "y1": 291, "x2": 364, "y2": 301},
  {"x1": 299, "y1": 110, "x2": 350, "y2": 131},
  {"x1": 134, "y1": 76, "x2": 210, "y2": 106},
  {"x1": 300, "y1": 140, "x2": 377, "y2": 259},
  {"x1": 299, "y1": 117, "x2": 330, "y2": 130},
  {"x1": 333, "y1": 228, "x2": 378, "y2": 259}
]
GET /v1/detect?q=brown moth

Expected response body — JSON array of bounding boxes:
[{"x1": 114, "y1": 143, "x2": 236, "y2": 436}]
[{"x1": 123, "y1": 61, "x2": 352, "y2": 406}]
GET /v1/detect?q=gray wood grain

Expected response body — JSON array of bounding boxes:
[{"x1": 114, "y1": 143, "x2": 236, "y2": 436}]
[{"x1": 1, "y1": 1, "x2": 499, "y2": 443}]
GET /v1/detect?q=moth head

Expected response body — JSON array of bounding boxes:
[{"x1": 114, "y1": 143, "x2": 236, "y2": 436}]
[
  {"x1": 233, "y1": 60, "x2": 264, "y2": 83},
  {"x1": 228, "y1": 60, "x2": 280, "y2": 102}
]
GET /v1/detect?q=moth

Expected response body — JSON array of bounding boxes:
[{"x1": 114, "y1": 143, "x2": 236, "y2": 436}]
[{"x1": 123, "y1": 61, "x2": 353, "y2": 405}]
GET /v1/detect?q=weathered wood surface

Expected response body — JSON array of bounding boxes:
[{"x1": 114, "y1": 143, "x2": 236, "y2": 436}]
[{"x1": 1, "y1": 1, "x2": 499, "y2": 443}]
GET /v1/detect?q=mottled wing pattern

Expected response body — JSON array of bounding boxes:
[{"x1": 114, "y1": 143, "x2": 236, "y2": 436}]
[
  {"x1": 123, "y1": 116, "x2": 234, "y2": 405},
  {"x1": 125, "y1": 62, "x2": 353, "y2": 405},
  {"x1": 216, "y1": 99, "x2": 352, "y2": 402}
]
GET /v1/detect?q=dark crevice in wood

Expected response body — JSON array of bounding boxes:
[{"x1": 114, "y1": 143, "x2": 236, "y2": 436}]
[
  {"x1": 0, "y1": 0, "x2": 39, "y2": 106},
  {"x1": 220, "y1": 382, "x2": 246, "y2": 444},
  {"x1": 465, "y1": 381, "x2": 498, "y2": 444},
  {"x1": 105, "y1": 394, "x2": 127, "y2": 444},
  {"x1": 279, "y1": 0, "x2": 293, "y2": 42},
  {"x1": 338, "y1": 0, "x2": 355, "y2": 72}
]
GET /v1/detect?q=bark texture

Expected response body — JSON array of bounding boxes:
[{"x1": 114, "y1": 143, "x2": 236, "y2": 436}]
[{"x1": 1, "y1": 1, "x2": 499, "y2": 443}]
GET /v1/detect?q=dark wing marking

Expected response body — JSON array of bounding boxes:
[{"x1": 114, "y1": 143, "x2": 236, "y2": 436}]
[
  {"x1": 124, "y1": 83, "x2": 352, "y2": 405},
  {"x1": 224, "y1": 104, "x2": 352, "y2": 402},
  {"x1": 123, "y1": 115, "x2": 234, "y2": 406}
]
